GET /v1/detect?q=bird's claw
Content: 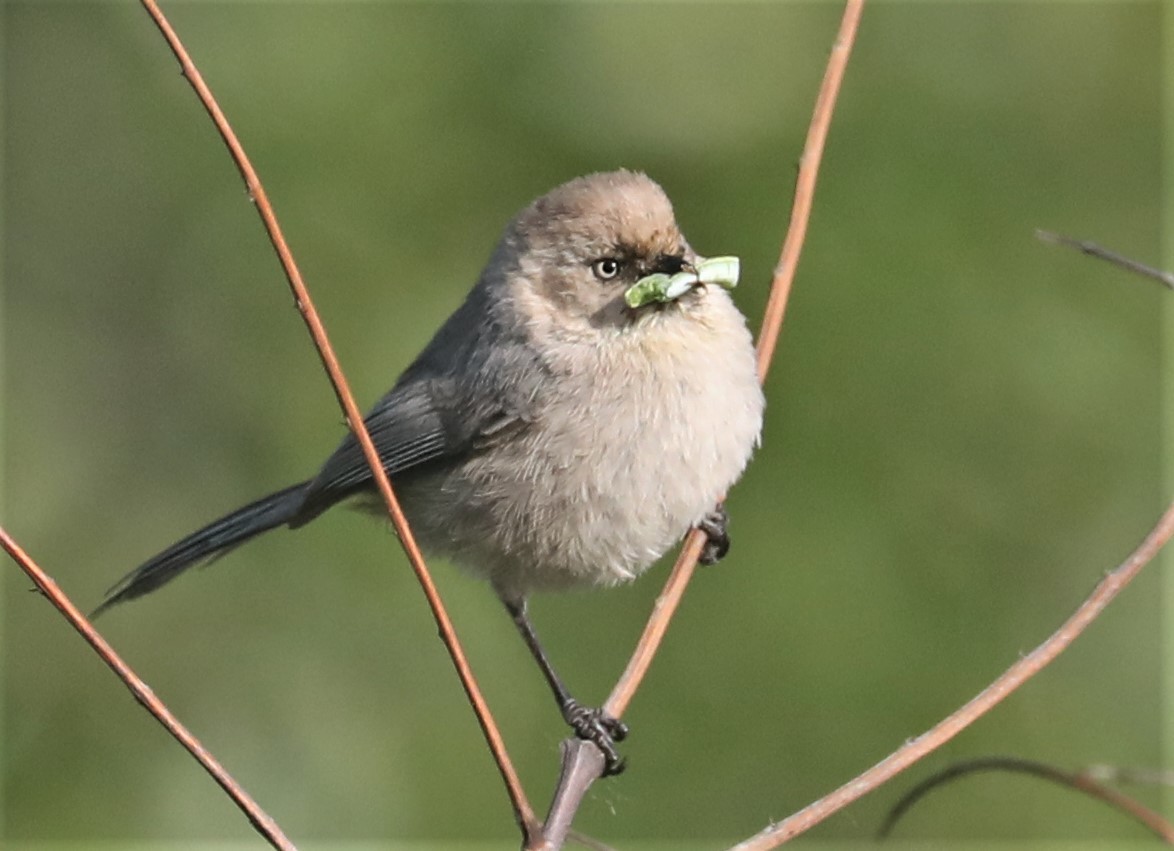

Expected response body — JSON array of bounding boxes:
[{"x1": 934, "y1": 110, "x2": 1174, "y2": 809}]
[
  {"x1": 697, "y1": 505, "x2": 730, "y2": 565},
  {"x1": 562, "y1": 699, "x2": 629, "y2": 776}
]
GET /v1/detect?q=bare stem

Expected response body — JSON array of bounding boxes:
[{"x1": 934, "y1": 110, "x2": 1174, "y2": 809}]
[
  {"x1": 755, "y1": 0, "x2": 865, "y2": 382},
  {"x1": 606, "y1": 0, "x2": 865, "y2": 730},
  {"x1": 878, "y1": 756, "x2": 1174, "y2": 843},
  {"x1": 539, "y1": 1, "x2": 868, "y2": 846},
  {"x1": 731, "y1": 501, "x2": 1174, "y2": 849},
  {"x1": 0, "y1": 527, "x2": 298, "y2": 851},
  {"x1": 136, "y1": 0, "x2": 537, "y2": 841},
  {"x1": 1036, "y1": 229, "x2": 1174, "y2": 289}
]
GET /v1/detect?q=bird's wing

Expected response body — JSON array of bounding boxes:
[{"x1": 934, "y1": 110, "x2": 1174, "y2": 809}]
[
  {"x1": 291, "y1": 380, "x2": 497, "y2": 523},
  {"x1": 291, "y1": 276, "x2": 552, "y2": 525},
  {"x1": 290, "y1": 377, "x2": 519, "y2": 526}
]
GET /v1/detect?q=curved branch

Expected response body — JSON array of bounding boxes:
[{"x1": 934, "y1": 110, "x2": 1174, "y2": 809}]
[
  {"x1": 877, "y1": 756, "x2": 1174, "y2": 843},
  {"x1": 731, "y1": 501, "x2": 1174, "y2": 849}
]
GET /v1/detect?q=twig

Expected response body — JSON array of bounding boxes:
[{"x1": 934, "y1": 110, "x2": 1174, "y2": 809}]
[
  {"x1": 609, "y1": 0, "x2": 864, "y2": 729},
  {"x1": 877, "y1": 756, "x2": 1174, "y2": 843},
  {"x1": 755, "y1": 0, "x2": 864, "y2": 382},
  {"x1": 0, "y1": 527, "x2": 297, "y2": 851},
  {"x1": 731, "y1": 501, "x2": 1174, "y2": 849},
  {"x1": 1084, "y1": 764, "x2": 1174, "y2": 787},
  {"x1": 603, "y1": 533, "x2": 708, "y2": 718},
  {"x1": 537, "y1": 1, "x2": 867, "y2": 847},
  {"x1": 1036, "y1": 230, "x2": 1174, "y2": 289},
  {"x1": 136, "y1": 0, "x2": 538, "y2": 842}
]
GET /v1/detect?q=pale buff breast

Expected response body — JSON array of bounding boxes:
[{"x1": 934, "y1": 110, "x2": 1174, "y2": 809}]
[{"x1": 411, "y1": 287, "x2": 764, "y2": 600}]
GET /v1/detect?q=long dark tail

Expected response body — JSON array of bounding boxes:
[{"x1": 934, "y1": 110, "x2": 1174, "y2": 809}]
[{"x1": 94, "y1": 481, "x2": 312, "y2": 617}]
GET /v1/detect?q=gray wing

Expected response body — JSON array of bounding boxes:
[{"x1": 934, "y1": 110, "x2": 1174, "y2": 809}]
[
  {"x1": 290, "y1": 281, "x2": 547, "y2": 526},
  {"x1": 290, "y1": 378, "x2": 510, "y2": 526}
]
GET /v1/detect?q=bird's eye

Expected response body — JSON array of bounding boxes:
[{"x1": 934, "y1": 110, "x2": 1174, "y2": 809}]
[{"x1": 591, "y1": 258, "x2": 622, "y2": 281}]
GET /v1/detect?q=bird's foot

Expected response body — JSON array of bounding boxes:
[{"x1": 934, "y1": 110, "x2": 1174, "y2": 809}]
[
  {"x1": 562, "y1": 699, "x2": 629, "y2": 776},
  {"x1": 697, "y1": 505, "x2": 730, "y2": 565}
]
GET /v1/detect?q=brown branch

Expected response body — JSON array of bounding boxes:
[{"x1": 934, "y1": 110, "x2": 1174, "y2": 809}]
[
  {"x1": 537, "y1": 1, "x2": 867, "y2": 846},
  {"x1": 730, "y1": 501, "x2": 1174, "y2": 849},
  {"x1": 1035, "y1": 230, "x2": 1174, "y2": 289},
  {"x1": 603, "y1": 533, "x2": 708, "y2": 719},
  {"x1": 877, "y1": 756, "x2": 1174, "y2": 843},
  {"x1": 136, "y1": 0, "x2": 538, "y2": 842},
  {"x1": 1084, "y1": 764, "x2": 1174, "y2": 787},
  {"x1": 754, "y1": 0, "x2": 864, "y2": 383},
  {"x1": 0, "y1": 527, "x2": 297, "y2": 850},
  {"x1": 608, "y1": 0, "x2": 865, "y2": 730}
]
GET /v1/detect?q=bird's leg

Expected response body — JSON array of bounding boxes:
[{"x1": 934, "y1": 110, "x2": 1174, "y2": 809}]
[
  {"x1": 503, "y1": 598, "x2": 629, "y2": 776},
  {"x1": 697, "y1": 504, "x2": 731, "y2": 565}
]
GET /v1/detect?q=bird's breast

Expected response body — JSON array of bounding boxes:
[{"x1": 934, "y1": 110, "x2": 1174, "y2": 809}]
[{"x1": 408, "y1": 294, "x2": 764, "y2": 599}]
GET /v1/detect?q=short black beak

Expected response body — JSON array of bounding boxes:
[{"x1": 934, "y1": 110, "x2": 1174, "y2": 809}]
[{"x1": 651, "y1": 253, "x2": 689, "y2": 276}]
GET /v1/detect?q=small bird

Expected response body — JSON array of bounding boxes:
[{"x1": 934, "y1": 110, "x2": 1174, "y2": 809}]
[{"x1": 97, "y1": 170, "x2": 765, "y2": 774}]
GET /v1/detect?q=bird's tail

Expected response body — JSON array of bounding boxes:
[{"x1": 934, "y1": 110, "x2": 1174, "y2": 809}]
[{"x1": 93, "y1": 481, "x2": 312, "y2": 618}]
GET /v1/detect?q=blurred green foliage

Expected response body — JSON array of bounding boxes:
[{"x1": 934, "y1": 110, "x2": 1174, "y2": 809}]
[{"x1": 2, "y1": 1, "x2": 1164, "y2": 848}]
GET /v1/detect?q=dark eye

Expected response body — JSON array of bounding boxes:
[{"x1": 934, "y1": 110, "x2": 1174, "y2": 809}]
[{"x1": 591, "y1": 258, "x2": 622, "y2": 281}]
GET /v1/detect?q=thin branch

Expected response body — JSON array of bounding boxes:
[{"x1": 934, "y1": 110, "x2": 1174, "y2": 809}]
[
  {"x1": 877, "y1": 756, "x2": 1174, "y2": 843},
  {"x1": 1036, "y1": 230, "x2": 1174, "y2": 289},
  {"x1": 1084, "y1": 764, "x2": 1174, "y2": 787},
  {"x1": 0, "y1": 527, "x2": 297, "y2": 851},
  {"x1": 730, "y1": 501, "x2": 1174, "y2": 849},
  {"x1": 755, "y1": 0, "x2": 864, "y2": 383},
  {"x1": 603, "y1": 533, "x2": 708, "y2": 719},
  {"x1": 136, "y1": 0, "x2": 537, "y2": 842},
  {"x1": 608, "y1": 0, "x2": 865, "y2": 729},
  {"x1": 536, "y1": 1, "x2": 867, "y2": 846}
]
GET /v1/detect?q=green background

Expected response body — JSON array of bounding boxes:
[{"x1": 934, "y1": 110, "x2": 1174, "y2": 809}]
[{"x1": 1, "y1": 1, "x2": 1166, "y2": 848}]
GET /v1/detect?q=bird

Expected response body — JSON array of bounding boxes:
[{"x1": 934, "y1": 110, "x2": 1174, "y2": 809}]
[{"x1": 96, "y1": 170, "x2": 765, "y2": 774}]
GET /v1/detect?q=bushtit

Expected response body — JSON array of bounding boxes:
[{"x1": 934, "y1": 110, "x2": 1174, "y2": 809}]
[{"x1": 97, "y1": 170, "x2": 765, "y2": 774}]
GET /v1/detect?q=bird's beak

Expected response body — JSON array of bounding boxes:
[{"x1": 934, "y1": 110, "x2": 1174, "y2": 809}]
[{"x1": 624, "y1": 256, "x2": 740, "y2": 309}]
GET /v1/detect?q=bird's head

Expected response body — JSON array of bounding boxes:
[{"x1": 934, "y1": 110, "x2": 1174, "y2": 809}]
[{"x1": 498, "y1": 170, "x2": 729, "y2": 339}]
